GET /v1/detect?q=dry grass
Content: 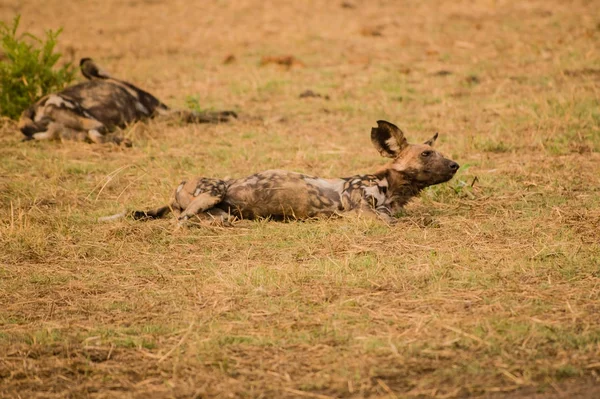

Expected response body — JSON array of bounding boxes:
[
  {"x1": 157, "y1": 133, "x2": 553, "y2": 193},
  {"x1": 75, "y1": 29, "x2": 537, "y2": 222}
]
[{"x1": 1, "y1": 0, "x2": 600, "y2": 397}]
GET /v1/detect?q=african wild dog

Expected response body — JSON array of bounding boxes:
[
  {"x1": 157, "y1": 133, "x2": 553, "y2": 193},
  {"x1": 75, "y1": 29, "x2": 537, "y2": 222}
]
[
  {"x1": 18, "y1": 58, "x2": 237, "y2": 144},
  {"x1": 104, "y1": 120, "x2": 459, "y2": 224}
]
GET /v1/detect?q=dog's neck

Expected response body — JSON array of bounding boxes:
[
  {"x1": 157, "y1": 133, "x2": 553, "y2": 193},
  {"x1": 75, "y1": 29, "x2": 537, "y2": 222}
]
[{"x1": 376, "y1": 168, "x2": 424, "y2": 208}]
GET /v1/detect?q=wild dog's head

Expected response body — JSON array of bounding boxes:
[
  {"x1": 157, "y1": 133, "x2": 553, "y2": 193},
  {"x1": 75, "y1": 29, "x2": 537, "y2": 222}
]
[{"x1": 371, "y1": 120, "x2": 459, "y2": 188}]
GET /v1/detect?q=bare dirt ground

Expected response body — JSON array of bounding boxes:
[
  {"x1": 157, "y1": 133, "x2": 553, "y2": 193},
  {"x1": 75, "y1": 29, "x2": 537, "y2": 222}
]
[{"x1": 1, "y1": 0, "x2": 599, "y2": 397}]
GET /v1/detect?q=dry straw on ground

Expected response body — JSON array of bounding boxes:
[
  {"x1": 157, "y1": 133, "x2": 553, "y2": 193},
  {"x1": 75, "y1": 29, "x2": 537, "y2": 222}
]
[{"x1": 1, "y1": 0, "x2": 599, "y2": 398}]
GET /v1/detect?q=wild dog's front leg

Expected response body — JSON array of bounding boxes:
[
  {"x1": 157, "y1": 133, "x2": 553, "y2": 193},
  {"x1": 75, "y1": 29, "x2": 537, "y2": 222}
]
[
  {"x1": 370, "y1": 205, "x2": 396, "y2": 224},
  {"x1": 30, "y1": 122, "x2": 64, "y2": 141},
  {"x1": 355, "y1": 202, "x2": 396, "y2": 225},
  {"x1": 341, "y1": 184, "x2": 395, "y2": 224},
  {"x1": 175, "y1": 178, "x2": 228, "y2": 221}
]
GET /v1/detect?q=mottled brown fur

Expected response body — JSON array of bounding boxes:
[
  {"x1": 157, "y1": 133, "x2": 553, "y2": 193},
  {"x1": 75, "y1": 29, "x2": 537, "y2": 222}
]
[
  {"x1": 18, "y1": 58, "x2": 237, "y2": 144},
  {"x1": 128, "y1": 121, "x2": 459, "y2": 224}
]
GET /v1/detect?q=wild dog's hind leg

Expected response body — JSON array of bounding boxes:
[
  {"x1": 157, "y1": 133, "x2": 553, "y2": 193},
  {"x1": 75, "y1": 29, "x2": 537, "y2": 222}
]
[
  {"x1": 30, "y1": 122, "x2": 89, "y2": 142},
  {"x1": 43, "y1": 104, "x2": 112, "y2": 143},
  {"x1": 175, "y1": 178, "x2": 228, "y2": 221}
]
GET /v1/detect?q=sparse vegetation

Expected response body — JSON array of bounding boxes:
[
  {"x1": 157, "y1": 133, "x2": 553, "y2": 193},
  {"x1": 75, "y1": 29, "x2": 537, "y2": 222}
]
[
  {"x1": 0, "y1": 15, "x2": 75, "y2": 120},
  {"x1": 0, "y1": 1, "x2": 599, "y2": 398}
]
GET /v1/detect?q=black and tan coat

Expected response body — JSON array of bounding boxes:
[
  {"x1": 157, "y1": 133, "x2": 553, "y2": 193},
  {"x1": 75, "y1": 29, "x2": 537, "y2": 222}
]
[
  {"x1": 18, "y1": 58, "x2": 236, "y2": 144},
  {"x1": 115, "y1": 121, "x2": 459, "y2": 224}
]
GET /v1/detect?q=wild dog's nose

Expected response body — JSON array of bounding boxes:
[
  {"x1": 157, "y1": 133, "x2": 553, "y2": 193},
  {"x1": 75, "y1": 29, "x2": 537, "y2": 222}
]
[{"x1": 449, "y1": 162, "x2": 460, "y2": 172}]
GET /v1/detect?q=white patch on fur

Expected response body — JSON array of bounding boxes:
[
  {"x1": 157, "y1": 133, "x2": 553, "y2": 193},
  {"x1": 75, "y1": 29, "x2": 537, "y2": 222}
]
[
  {"x1": 385, "y1": 136, "x2": 400, "y2": 154},
  {"x1": 33, "y1": 131, "x2": 56, "y2": 140},
  {"x1": 34, "y1": 109, "x2": 46, "y2": 122},
  {"x1": 176, "y1": 183, "x2": 185, "y2": 193},
  {"x1": 305, "y1": 177, "x2": 345, "y2": 194},
  {"x1": 35, "y1": 95, "x2": 78, "y2": 122},
  {"x1": 88, "y1": 129, "x2": 104, "y2": 144},
  {"x1": 376, "y1": 178, "x2": 388, "y2": 188},
  {"x1": 363, "y1": 185, "x2": 386, "y2": 206},
  {"x1": 135, "y1": 102, "x2": 149, "y2": 115},
  {"x1": 98, "y1": 212, "x2": 127, "y2": 222},
  {"x1": 45, "y1": 95, "x2": 76, "y2": 109},
  {"x1": 45, "y1": 95, "x2": 68, "y2": 108}
]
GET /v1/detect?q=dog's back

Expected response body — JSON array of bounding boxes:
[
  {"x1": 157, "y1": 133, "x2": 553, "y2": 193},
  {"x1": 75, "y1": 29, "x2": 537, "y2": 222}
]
[{"x1": 80, "y1": 58, "x2": 170, "y2": 118}]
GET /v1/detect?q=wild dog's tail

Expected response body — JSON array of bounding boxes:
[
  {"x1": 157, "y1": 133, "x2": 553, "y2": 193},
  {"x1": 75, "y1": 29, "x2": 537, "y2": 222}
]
[
  {"x1": 80, "y1": 58, "x2": 111, "y2": 80},
  {"x1": 167, "y1": 109, "x2": 238, "y2": 124},
  {"x1": 97, "y1": 205, "x2": 173, "y2": 223},
  {"x1": 97, "y1": 212, "x2": 128, "y2": 222},
  {"x1": 130, "y1": 205, "x2": 173, "y2": 220}
]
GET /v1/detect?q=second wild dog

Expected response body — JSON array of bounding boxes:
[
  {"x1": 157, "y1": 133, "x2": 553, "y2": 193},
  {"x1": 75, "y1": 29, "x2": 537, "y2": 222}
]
[{"x1": 18, "y1": 58, "x2": 237, "y2": 145}]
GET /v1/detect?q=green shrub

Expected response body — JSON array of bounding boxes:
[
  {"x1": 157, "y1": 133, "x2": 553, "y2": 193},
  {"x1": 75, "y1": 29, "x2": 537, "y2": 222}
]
[{"x1": 0, "y1": 15, "x2": 75, "y2": 120}]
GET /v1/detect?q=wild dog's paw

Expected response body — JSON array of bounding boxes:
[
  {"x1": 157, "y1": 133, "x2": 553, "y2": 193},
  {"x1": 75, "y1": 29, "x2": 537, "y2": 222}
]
[{"x1": 117, "y1": 137, "x2": 133, "y2": 147}]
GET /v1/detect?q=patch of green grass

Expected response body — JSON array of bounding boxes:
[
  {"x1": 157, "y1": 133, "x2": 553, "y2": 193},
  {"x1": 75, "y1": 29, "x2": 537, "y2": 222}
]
[
  {"x1": 257, "y1": 78, "x2": 290, "y2": 95},
  {"x1": 478, "y1": 139, "x2": 513, "y2": 153},
  {"x1": 218, "y1": 335, "x2": 261, "y2": 346},
  {"x1": 555, "y1": 365, "x2": 581, "y2": 379},
  {"x1": 24, "y1": 328, "x2": 64, "y2": 345},
  {"x1": 114, "y1": 336, "x2": 157, "y2": 349},
  {"x1": 0, "y1": 15, "x2": 75, "y2": 119}
]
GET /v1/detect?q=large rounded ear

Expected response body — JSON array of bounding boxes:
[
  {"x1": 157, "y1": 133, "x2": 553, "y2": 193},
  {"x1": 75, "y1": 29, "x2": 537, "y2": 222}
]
[
  {"x1": 79, "y1": 58, "x2": 111, "y2": 80},
  {"x1": 424, "y1": 132, "x2": 438, "y2": 147},
  {"x1": 371, "y1": 120, "x2": 409, "y2": 158}
]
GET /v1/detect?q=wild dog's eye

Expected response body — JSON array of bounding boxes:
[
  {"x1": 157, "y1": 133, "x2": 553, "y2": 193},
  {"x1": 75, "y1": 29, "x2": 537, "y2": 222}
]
[{"x1": 421, "y1": 150, "x2": 433, "y2": 157}]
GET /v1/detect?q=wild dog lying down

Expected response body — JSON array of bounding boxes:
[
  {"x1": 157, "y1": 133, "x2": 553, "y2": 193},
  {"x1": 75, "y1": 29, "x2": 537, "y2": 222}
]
[
  {"x1": 18, "y1": 58, "x2": 237, "y2": 144},
  {"x1": 108, "y1": 121, "x2": 459, "y2": 224}
]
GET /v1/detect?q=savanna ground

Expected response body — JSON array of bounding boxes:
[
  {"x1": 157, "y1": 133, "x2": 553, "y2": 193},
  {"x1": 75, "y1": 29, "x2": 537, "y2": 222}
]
[{"x1": 1, "y1": 0, "x2": 599, "y2": 397}]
